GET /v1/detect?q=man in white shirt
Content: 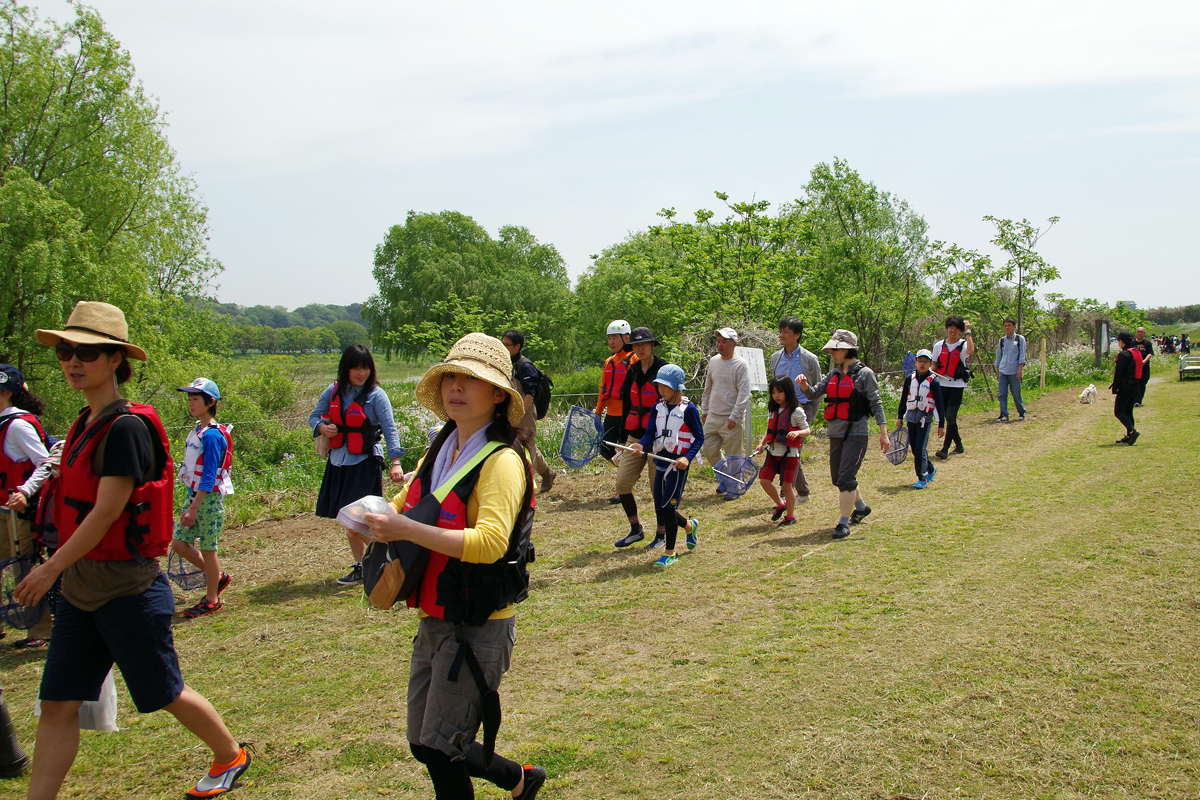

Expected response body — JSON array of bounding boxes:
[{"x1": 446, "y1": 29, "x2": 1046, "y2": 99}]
[{"x1": 700, "y1": 328, "x2": 751, "y2": 469}]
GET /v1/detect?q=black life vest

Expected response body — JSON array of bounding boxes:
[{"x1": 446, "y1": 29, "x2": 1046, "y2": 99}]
[
  {"x1": 0, "y1": 411, "x2": 50, "y2": 504},
  {"x1": 403, "y1": 440, "x2": 536, "y2": 628},
  {"x1": 327, "y1": 383, "x2": 381, "y2": 454},
  {"x1": 823, "y1": 363, "x2": 869, "y2": 422},
  {"x1": 58, "y1": 403, "x2": 174, "y2": 562},
  {"x1": 624, "y1": 362, "x2": 661, "y2": 433}
]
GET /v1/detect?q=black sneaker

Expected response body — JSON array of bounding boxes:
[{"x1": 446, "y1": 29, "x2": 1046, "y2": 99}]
[
  {"x1": 832, "y1": 522, "x2": 851, "y2": 539},
  {"x1": 951, "y1": 445, "x2": 965, "y2": 455},
  {"x1": 934, "y1": 449, "x2": 949, "y2": 460},
  {"x1": 614, "y1": 527, "x2": 645, "y2": 548},
  {"x1": 1127, "y1": 430, "x2": 1140, "y2": 445},
  {"x1": 771, "y1": 505, "x2": 786, "y2": 521},
  {"x1": 644, "y1": 535, "x2": 666, "y2": 550},
  {"x1": 997, "y1": 414, "x2": 1010, "y2": 423},
  {"x1": 336, "y1": 564, "x2": 363, "y2": 585},
  {"x1": 515, "y1": 765, "x2": 547, "y2": 800},
  {"x1": 850, "y1": 505, "x2": 872, "y2": 524}
]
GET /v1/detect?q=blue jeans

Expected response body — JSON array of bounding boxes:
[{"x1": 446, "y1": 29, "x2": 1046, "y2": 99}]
[{"x1": 997, "y1": 372, "x2": 1025, "y2": 417}]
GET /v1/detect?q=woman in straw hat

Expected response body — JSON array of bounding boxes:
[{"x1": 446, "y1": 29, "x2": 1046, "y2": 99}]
[
  {"x1": 799, "y1": 329, "x2": 890, "y2": 541},
  {"x1": 363, "y1": 332, "x2": 546, "y2": 800},
  {"x1": 16, "y1": 301, "x2": 250, "y2": 799}
]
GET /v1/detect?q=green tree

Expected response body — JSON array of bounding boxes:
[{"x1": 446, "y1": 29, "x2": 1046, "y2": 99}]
[
  {"x1": 311, "y1": 326, "x2": 340, "y2": 353},
  {"x1": 983, "y1": 215, "x2": 1061, "y2": 334},
  {"x1": 328, "y1": 320, "x2": 370, "y2": 351},
  {"x1": 280, "y1": 325, "x2": 312, "y2": 354}
]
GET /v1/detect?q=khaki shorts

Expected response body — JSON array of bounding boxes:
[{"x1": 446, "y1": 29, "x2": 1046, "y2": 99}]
[
  {"x1": 613, "y1": 449, "x2": 648, "y2": 494},
  {"x1": 407, "y1": 616, "x2": 515, "y2": 758}
]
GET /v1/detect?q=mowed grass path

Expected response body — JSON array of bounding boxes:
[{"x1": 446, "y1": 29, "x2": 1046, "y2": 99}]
[{"x1": 2, "y1": 379, "x2": 1197, "y2": 799}]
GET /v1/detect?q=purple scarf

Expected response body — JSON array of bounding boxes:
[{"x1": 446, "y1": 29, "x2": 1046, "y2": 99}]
[{"x1": 428, "y1": 423, "x2": 493, "y2": 493}]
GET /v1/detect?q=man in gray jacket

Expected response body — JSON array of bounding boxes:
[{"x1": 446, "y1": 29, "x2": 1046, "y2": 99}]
[{"x1": 769, "y1": 316, "x2": 823, "y2": 502}]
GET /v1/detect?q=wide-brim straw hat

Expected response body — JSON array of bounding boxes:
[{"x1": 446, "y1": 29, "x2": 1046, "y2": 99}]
[
  {"x1": 415, "y1": 333, "x2": 525, "y2": 426},
  {"x1": 821, "y1": 329, "x2": 859, "y2": 354},
  {"x1": 36, "y1": 301, "x2": 148, "y2": 361}
]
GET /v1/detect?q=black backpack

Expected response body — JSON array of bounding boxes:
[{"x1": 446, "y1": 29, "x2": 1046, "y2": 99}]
[{"x1": 518, "y1": 357, "x2": 554, "y2": 420}]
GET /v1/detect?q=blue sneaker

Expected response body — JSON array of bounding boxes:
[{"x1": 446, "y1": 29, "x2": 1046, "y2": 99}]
[
  {"x1": 685, "y1": 519, "x2": 699, "y2": 550},
  {"x1": 654, "y1": 554, "x2": 678, "y2": 567},
  {"x1": 912, "y1": 480, "x2": 928, "y2": 489},
  {"x1": 927, "y1": 465, "x2": 936, "y2": 482}
]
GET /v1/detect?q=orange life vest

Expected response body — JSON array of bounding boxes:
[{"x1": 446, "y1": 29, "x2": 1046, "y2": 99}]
[
  {"x1": 58, "y1": 403, "x2": 174, "y2": 562},
  {"x1": 598, "y1": 351, "x2": 636, "y2": 417}
]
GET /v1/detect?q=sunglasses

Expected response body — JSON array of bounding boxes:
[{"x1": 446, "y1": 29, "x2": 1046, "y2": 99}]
[{"x1": 55, "y1": 342, "x2": 105, "y2": 363}]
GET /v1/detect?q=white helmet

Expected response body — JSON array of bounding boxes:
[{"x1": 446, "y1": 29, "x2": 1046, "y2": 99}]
[{"x1": 606, "y1": 319, "x2": 631, "y2": 336}]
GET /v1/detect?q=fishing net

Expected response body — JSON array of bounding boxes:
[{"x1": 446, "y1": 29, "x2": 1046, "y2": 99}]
[
  {"x1": 885, "y1": 427, "x2": 910, "y2": 466},
  {"x1": 559, "y1": 406, "x2": 603, "y2": 469},
  {"x1": 0, "y1": 554, "x2": 49, "y2": 630},
  {"x1": 166, "y1": 550, "x2": 207, "y2": 592},
  {"x1": 714, "y1": 455, "x2": 760, "y2": 499}
]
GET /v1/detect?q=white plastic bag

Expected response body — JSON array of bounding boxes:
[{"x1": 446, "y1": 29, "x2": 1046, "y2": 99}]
[
  {"x1": 35, "y1": 669, "x2": 118, "y2": 731},
  {"x1": 336, "y1": 495, "x2": 393, "y2": 536}
]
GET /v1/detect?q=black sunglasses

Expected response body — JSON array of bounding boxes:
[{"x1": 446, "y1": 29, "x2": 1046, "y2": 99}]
[{"x1": 55, "y1": 342, "x2": 105, "y2": 363}]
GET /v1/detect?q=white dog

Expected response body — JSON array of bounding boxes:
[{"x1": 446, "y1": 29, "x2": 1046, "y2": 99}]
[{"x1": 1078, "y1": 384, "x2": 1097, "y2": 404}]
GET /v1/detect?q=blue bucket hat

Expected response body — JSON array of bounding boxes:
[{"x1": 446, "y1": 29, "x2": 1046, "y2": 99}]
[
  {"x1": 177, "y1": 377, "x2": 220, "y2": 401},
  {"x1": 653, "y1": 364, "x2": 686, "y2": 392}
]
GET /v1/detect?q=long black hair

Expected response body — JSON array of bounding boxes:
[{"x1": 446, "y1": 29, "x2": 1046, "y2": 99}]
[
  {"x1": 2, "y1": 383, "x2": 46, "y2": 417},
  {"x1": 337, "y1": 344, "x2": 377, "y2": 392},
  {"x1": 767, "y1": 376, "x2": 799, "y2": 415}
]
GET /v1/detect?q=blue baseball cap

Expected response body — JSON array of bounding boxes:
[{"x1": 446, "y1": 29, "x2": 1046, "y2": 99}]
[
  {"x1": 653, "y1": 364, "x2": 687, "y2": 392},
  {"x1": 177, "y1": 377, "x2": 220, "y2": 400},
  {"x1": 0, "y1": 364, "x2": 24, "y2": 392}
]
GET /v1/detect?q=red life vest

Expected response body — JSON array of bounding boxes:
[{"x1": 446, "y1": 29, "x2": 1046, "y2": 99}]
[
  {"x1": 402, "y1": 445, "x2": 536, "y2": 622},
  {"x1": 936, "y1": 340, "x2": 966, "y2": 381},
  {"x1": 0, "y1": 412, "x2": 49, "y2": 504},
  {"x1": 764, "y1": 407, "x2": 801, "y2": 451},
  {"x1": 327, "y1": 383, "x2": 380, "y2": 454},
  {"x1": 598, "y1": 351, "x2": 636, "y2": 417},
  {"x1": 58, "y1": 403, "x2": 174, "y2": 562},
  {"x1": 1129, "y1": 348, "x2": 1144, "y2": 381},
  {"x1": 624, "y1": 367, "x2": 660, "y2": 433},
  {"x1": 823, "y1": 365, "x2": 869, "y2": 422}
]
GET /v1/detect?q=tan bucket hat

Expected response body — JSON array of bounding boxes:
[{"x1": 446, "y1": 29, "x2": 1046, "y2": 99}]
[
  {"x1": 414, "y1": 333, "x2": 525, "y2": 426},
  {"x1": 36, "y1": 301, "x2": 148, "y2": 361},
  {"x1": 821, "y1": 329, "x2": 859, "y2": 354}
]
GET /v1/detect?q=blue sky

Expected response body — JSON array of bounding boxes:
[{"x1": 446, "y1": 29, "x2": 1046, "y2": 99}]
[{"x1": 31, "y1": 0, "x2": 1200, "y2": 311}]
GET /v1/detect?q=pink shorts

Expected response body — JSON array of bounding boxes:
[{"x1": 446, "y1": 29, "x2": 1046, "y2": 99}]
[{"x1": 760, "y1": 454, "x2": 798, "y2": 484}]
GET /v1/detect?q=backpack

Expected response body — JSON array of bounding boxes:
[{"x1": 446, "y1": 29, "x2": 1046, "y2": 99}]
[{"x1": 518, "y1": 357, "x2": 554, "y2": 420}]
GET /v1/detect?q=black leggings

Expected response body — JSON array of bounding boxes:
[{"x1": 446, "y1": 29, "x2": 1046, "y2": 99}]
[
  {"x1": 410, "y1": 742, "x2": 523, "y2": 799},
  {"x1": 941, "y1": 386, "x2": 964, "y2": 449},
  {"x1": 1114, "y1": 388, "x2": 1137, "y2": 435},
  {"x1": 654, "y1": 507, "x2": 690, "y2": 550}
]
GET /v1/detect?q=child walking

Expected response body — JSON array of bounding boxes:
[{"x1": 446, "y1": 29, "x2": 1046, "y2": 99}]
[
  {"x1": 897, "y1": 350, "x2": 945, "y2": 489},
  {"x1": 628, "y1": 364, "x2": 702, "y2": 567},
  {"x1": 171, "y1": 378, "x2": 234, "y2": 618},
  {"x1": 755, "y1": 377, "x2": 810, "y2": 526}
]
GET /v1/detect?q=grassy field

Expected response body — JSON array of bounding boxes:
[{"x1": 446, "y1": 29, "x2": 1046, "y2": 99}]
[{"x1": 1, "y1": 378, "x2": 1196, "y2": 799}]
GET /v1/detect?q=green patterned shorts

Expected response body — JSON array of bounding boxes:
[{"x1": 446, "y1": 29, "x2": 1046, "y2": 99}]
[{"x1": 172, "y1": 490, "x2": 226, "y2": 551}]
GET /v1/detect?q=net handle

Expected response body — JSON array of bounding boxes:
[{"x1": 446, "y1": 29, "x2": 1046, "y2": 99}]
[{"x1": 603, "y1": 441, "x2": 678, "y2": 465}]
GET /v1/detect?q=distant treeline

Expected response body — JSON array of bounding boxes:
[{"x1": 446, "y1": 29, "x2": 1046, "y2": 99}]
[
  {"x1": 1144, "y1": 305, "x2": 1200, "y2": 325},
  {"x1": 202, "y1": 301, "x2": 365, "y2": 329}
]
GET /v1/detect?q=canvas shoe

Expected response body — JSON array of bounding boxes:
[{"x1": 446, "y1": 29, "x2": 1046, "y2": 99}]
[
  {"x1": 771, "y1": 505, "x2": 787, "y2": 521},
  {"x1": 653, "y1": 554, "x2": 678, "y2": 567},
  {"x1": 912, "y1": 480, "x2": 928, "y2": 489},
  {"x1": 515, "y1": 765, "x2": 547, "y2": 800},
  {"x1": 614, "y1": 526, "x2": 645, "y2": 548},
  {"x1": 685, "y1": 519, "x2": 699, "y2": 550},
  {"x1": 850, "y1": 505, "x2": 872, "y2": 524},
  {"x1": 186, "y1": 743, "x2": 251, "y2": 798},
  {"x1": 336, "y1": 563, "x2": 363, "y2": 585},
  {"x1": 184, "y1": 599, "x2": 223, "y2": 619}
]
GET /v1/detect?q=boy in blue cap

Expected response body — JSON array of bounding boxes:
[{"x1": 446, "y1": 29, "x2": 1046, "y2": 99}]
[{"x1": 172, "y1": 378, "x2": 234, "y2": 618}]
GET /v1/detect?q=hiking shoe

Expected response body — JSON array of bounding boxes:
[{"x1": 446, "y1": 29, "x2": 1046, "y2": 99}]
[
  {"x1": 645, "y1": 535, "x2": 666, "y2": 550},
  {"x1": 1127, "y1": 430, "x2": 1140, "y2": 445},
  {"x1": 216, "y1": 573, "x2": 231, "y2": 596},
  {"x1": 850, "y1": 505, "x2": 872, "y2": 524},
  {"x1": 336, "y1": 564, "x2": 363, "y2": 585},
  {"x1": 685, "y1": 519, "x2": 699, "y2": 550},
  {"x1": 653, "y1": 554, "x2": 678, "y2": 567},
  {"x1": 934, "y1": 448, "x2": 948, "y2": 460},
  {"x1": 538, "y1": 472, "x2": 556, "y2": 494},
  {"x1": 515, "y1": 765, "x2": 547, "y2": 800},
  {"x1": 779, "y1": 516, "x2": 796, "y2": 526},
  {"x1": 184, "y1": 599, "x2": 223, "y2": 619},
  {"x1": 614, "y1": 526, "x2": 645, "y2": 548},
  {"x1": 771, "y1": 505, "x2": 787, "y2": 521},
  {"x1": 912, "y1": 480, "x2": 928, "y2": 490},
  {"x1": 926, "y1": 465, "x2": 936, "y2": 482},
  {"x1": 832, "y1": 522, "x2": 851, "y2": 539},
  {"x1": 186, "y1": 743, "x2": 251, "y2": 798}
]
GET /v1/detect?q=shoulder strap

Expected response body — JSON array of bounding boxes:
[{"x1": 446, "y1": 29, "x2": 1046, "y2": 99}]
[{"x1": 430, "y1": 441, "x2": 507, "y2": 503}]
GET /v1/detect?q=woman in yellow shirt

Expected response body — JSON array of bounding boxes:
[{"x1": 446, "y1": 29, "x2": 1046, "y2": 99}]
[{"x1": 365, "y1": 333, "x2": 546, "y2": 800}]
